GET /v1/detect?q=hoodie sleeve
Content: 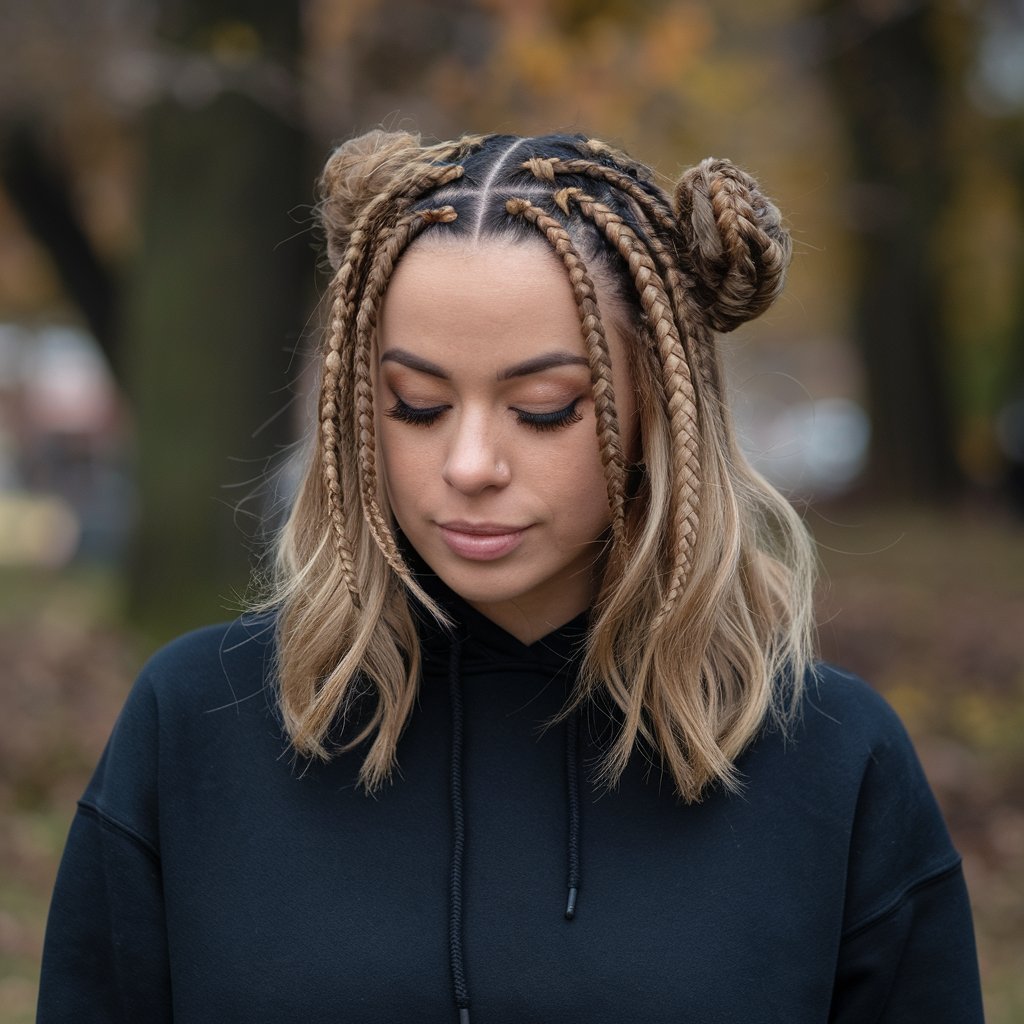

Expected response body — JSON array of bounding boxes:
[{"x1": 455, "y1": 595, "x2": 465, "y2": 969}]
[
  {"x1": 37, "y1": 667, "x2": 173, "y2": 1023},
  {"x1": 825, "y1": 679, "x2": 985, "y2": 1023},
  {"x1": 829, "y1": 864, "x2": 983, "y2": 1023}
]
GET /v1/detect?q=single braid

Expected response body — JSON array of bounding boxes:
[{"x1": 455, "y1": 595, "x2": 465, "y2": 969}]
[
  {"x1": 556, "y1": 188, "x2": 702, "y2": 617},
  {"x1": 504, "y1": 197, "x2": 628, "y2": 549},
  {"x1": 321, "y1": 221, "x2": 386, "y2": 604},
  {"x1": 321, "y1": 272, "x2": 362, "y2": 604},
  {"x1": 424, "y1": 135, "x2": 487, "y2": 164},
  {"x1": 353, "y1": 206, "x2": 459, "y2": 575},
  {"x1": 576, "y1": 138, "x2": 656, "y2": 182}
]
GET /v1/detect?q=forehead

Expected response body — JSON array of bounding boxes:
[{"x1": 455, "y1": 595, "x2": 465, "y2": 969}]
[{"x1": 378, "y1": 237, "x2": 586, "y2": 354}]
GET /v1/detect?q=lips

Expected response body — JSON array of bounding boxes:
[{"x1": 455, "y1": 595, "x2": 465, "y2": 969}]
[{"x1": 437, "y1": 522, "x2": 529, "y2": 561}]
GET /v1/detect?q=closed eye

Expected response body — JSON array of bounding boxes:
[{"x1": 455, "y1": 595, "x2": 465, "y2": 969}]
[
  {"x1": 384, "y1": 397, "x2": 448, "y2": 426},
  {"x1": 385, "y1": 396, "x2": 584, "y2": 432},
  {"x1": 514, "y1": 399, "x2": 583, "y2": 432}
]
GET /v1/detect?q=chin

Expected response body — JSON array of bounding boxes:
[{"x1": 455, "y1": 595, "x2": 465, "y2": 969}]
[{"x1": 432, "y1": 562, "x2": 535, "y2": 605}]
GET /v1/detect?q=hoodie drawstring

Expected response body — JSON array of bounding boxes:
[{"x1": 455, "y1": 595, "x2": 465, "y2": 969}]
[
  {"x1": 446, "y1": 638, "x2": 582, "y2": 1023},
  {"x1": 448, "y1": 639, "x2": 471, "y2": 1024},
  {"x1": 565, "y1": 711, "x2": 581, "y2": 920}
]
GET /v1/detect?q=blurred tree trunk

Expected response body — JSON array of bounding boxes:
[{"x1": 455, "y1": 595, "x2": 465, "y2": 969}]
[
  {"x1": 1001, "y1": 116, "x2": 1024, "y2": 511},
  {"x1": 821, "y1": 0, "x2": 963, "y2": 501},
  {"x1": 124, "y1": 0, "x2": 310, "y2": 639},
  {"x1": 0, "y1": 124, "x2": 120, "y2": 373}
]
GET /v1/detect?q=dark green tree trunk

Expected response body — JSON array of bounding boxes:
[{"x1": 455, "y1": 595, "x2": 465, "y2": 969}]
[
  {"x1": 822, "y1": 1, "x2": 963, "y2": 501},
  {"x1": 124, "y1": 3, "x2": 310, "y2": 639}
]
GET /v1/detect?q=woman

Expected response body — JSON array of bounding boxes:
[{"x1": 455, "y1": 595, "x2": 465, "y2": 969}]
[{"x1": 39, "y1": 131, "x2": 984, "y2": 1022}]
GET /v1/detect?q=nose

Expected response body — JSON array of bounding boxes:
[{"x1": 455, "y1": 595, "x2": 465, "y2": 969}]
[{"x1": 442, "y1": 409, "x2": 511, "y2": 495}]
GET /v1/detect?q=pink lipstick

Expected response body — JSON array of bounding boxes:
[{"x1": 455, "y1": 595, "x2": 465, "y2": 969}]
[{"x1": 438, "y1": 523, "x2": 527, "y2": 561}]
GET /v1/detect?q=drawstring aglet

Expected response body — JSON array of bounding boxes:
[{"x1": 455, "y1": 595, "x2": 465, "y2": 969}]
[{"x1": 565, "y1": 885, "x2": 578, "y2": 920}]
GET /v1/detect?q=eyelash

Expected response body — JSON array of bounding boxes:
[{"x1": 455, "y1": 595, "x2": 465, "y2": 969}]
[
  {"x1": 520, "y1": 401, "x2": 584, "y2": 432},
  {"x1": 384, "y1": 397, "x2": 583, "y2": 433}
]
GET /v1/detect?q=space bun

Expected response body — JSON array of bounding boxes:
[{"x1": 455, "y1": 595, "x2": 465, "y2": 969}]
[
  {"x1": 317, "y1": 129, "x2": 425, "y2": 270},
  {"x1": 673, "y1": 158, "x2": 792, "y2": 333}
]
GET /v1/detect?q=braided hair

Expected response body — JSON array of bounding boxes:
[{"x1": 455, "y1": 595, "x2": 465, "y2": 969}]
[{"x1": 272, "y1": 129, "x2": 814, "y2": 801}]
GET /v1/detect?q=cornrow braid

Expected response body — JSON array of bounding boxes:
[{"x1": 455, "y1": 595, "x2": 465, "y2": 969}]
[
  {"x1": 353, "y1": 206, "x2": 459, "y2": 577},
  {"x1": 504, "y1": 196, "x2": 628, "y2": 550},
  {"x1": 555, "y1": 187, "x2": 702, "y2": 618},
  {"x1": 519, "y1": 154, "x2": 721, "y2": 393},
  {"x1": 522, "y1": 156, "x2": 676, "y2": 236}
]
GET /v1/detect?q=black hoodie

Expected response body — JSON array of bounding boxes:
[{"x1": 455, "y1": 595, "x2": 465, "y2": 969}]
[{"x1": 38, "y1": 598, "x2": 984, "y2": 1023}]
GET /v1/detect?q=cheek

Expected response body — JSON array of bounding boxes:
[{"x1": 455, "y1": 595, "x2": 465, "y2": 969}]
[
  {"x1": 380, "y1": 425, "x2": 449, "y2": 480},
  {"x1": 536, "y1": 429, "x2": 612, "y2": 525},
  {"x1": 377, "y1": 421, "x2": 423, "y2": 515}
]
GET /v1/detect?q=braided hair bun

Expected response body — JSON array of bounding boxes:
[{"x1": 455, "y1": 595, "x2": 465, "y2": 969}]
[
  {"x1": 673, "y1": 158, "x2": 792, "y2": 333},
  {"x1": 317, "y1": 130, "x2": 425, "y2": 270}
]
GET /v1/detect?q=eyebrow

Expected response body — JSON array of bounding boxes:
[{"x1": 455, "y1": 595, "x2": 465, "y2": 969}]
[
  {"x1": 380, "y1": 349, "x2": 449, "y2": 378},
  {"x1": 380, "y1": 348, "x2": 589, "y2": 380},
  {"x1": 497, "y1": 352, "x2": 590, "y2": 380}
]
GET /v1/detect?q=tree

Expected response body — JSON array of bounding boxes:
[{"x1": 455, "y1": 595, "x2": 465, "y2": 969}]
[
  {"x1": 819, "y1": 0, "x2": 963, "y2": 500},
  {"x1": 0, "y1": 124, "x2": 120, "y2": 372},
  {"x1": 123, "y1": 0, "x2": 312, "y2": 637}
]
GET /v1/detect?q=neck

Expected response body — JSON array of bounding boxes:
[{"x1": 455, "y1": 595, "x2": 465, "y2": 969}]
[{"x1": 465, "y1": 593, "x2": 591, "y2": 646}]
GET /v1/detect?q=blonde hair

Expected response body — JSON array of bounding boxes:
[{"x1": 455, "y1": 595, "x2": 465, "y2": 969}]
[{"x1": 267, "y1": 129, "x2": 817, "y2": 802}]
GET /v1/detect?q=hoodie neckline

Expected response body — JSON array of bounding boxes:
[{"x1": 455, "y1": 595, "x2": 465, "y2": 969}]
[{"x1": 412, "y1": 561, "x2": 591, "y2": 676}]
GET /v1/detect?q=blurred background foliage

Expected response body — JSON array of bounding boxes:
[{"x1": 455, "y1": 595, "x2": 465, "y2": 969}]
[{"x1": 0, "y1": 0, "x2": 1022, "y2": 1020}]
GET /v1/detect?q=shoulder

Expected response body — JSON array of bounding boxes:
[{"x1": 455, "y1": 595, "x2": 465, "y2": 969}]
[
  {"x1": 800, "y1": 662, "x2": 906, "y2": 737},
  {"x1": 788, "y1": 663, "x2": 962, "y2": 931},
  {"x1": 137, "y1": 613, "x2": 278, "y2": 704},
  {"x1": 792, "y1": 661, "x2": 917, "y2": 767},
  {"x1": 750, "y1": 661, "x2": 926, "y2": 792},
  {"x1": 116, "y1": 611, "x2": 282, "y2": 764},
  {"x1": 788, "y1": 663, "x2": 950, "y2": 832},
  {"x1": 119, "y1": 613, "x2": 279, "y2": 733},
  {"x1": 744, "y1": 662, "x2": 960, "y2": 876},
  {"x1": 796, "y1": 664, "x2": 950, "y2": 831},
  {"x1": 82, "y1": 614, "x2": 281, "y2": 828},
  {"x1": 741, "y1": 663, "x2": 921, "y2": 796}
]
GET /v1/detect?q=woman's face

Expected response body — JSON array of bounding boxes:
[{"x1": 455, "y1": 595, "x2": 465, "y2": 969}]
[{"x1": 376, "y1": 237, "x2": 637, "y2": 644}]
